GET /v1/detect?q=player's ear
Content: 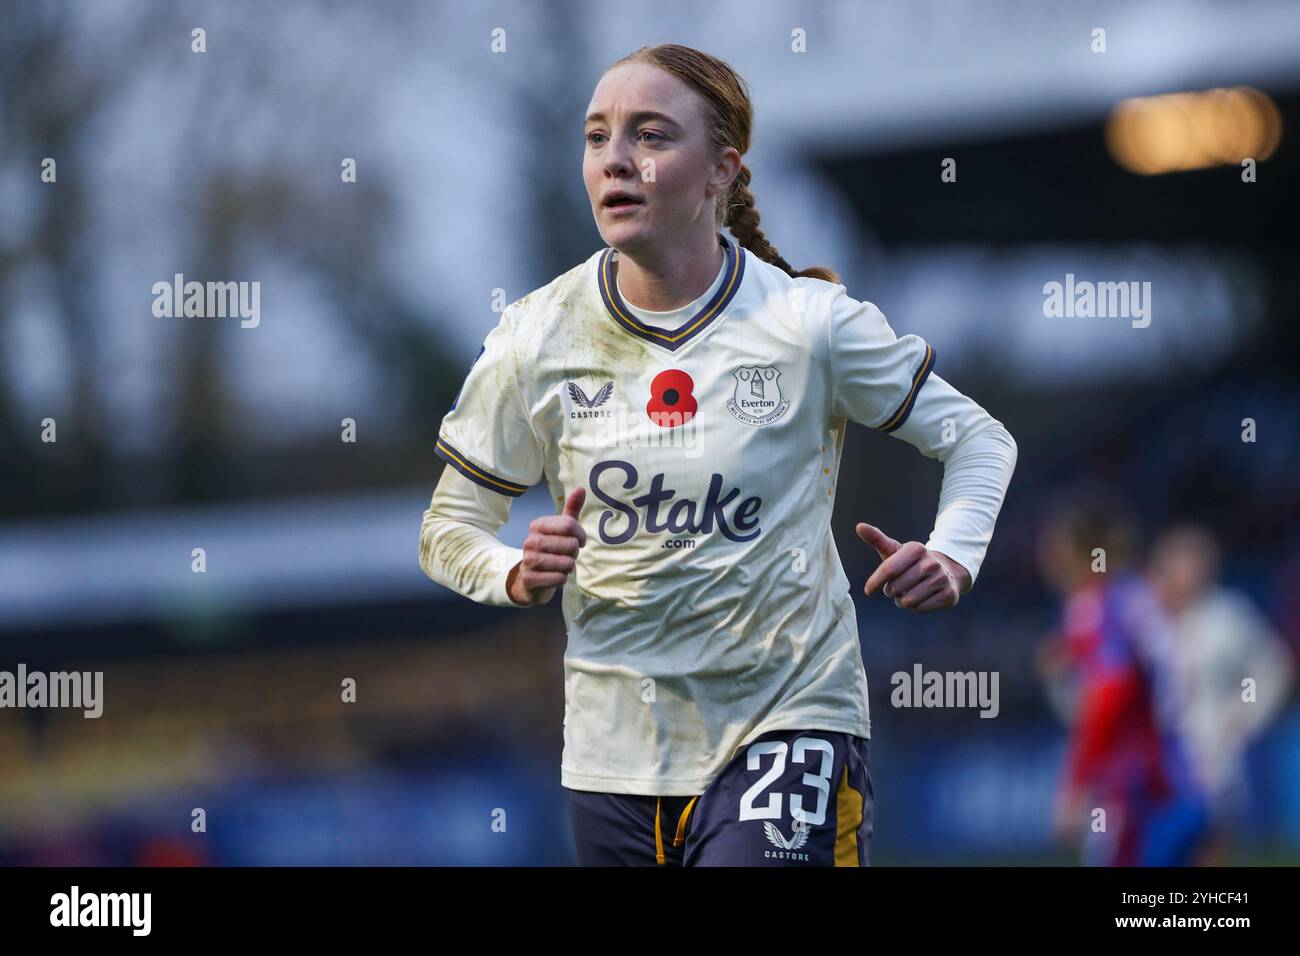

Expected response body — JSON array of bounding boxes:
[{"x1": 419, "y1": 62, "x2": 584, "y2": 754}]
[{"x1": 711, "y1": 148, "x2": 743, "y2": 199}]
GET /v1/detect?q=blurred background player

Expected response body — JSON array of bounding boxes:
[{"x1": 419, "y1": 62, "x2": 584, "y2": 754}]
[
  {"x1": 1146, "y1": 523, "x2": 1295, "y2": 863},
  {"x1": 1035, "y1": 494, "x2": 1210, "y2": 866}
]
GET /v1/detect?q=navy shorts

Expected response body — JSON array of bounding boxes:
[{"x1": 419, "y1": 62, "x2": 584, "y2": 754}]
[{"x1": 566, "y1": 728, "x2": 873, "y2": 866}]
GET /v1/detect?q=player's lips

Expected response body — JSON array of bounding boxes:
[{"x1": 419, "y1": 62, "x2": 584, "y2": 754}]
[{"x1": 602, "y1": 191, "x2": 644, "y2": 215}]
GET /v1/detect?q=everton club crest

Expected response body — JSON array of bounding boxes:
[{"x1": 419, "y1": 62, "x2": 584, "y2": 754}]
[{"x1": 727, "y1": 365, "x2": 790, "y2": 426}]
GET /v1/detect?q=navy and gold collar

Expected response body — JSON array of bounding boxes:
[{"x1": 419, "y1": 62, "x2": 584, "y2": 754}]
[{"x1": 598, "y1": 233, "x2": 745, "y2": 351}]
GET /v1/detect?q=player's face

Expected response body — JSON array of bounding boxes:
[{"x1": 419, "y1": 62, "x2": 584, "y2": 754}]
[
  {"x1": 1148, "y1": 535, "x2": 1213, "y2": 611},
  {"x1": 1036, "y1": 522, "x2": 1084, "y2": 594},
  {"x1": 583, "y1": 62, "x2": 729, "y2": 254}
]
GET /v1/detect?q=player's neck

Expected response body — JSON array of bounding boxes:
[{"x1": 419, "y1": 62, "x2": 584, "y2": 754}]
[{"x1": 614, "y1": 230, "x2": 725, "y2": 312}]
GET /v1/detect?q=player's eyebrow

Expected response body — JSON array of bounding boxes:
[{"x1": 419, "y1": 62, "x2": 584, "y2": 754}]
[{"x1": 585, "y1": 110, "x2": 682, "y2": 129}]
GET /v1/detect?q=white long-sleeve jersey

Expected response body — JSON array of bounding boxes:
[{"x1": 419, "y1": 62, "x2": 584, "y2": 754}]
[
  {"x1": 419, "y1": 233, "x2": 1017, "y2": 795},
  {"x1": 1168, "y1": 586, "x2": 1294, "y2": 800}
]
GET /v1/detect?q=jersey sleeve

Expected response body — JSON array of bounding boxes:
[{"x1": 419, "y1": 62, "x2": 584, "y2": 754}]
[
  {"x1": 435, "y1": 307, "x2": 545, "y2": 497},
  {"x1": 887, "y1": 373, "x2": 1018, "y2": 587},
  {"x1": 419, "y1": 463, "x2": 526, "y2": 607},
  {"x1": 826, "y1": 286, "x2": 936, "y2": 432}
]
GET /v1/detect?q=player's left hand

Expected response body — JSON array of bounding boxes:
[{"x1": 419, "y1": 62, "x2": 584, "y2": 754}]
[{"x1": 856, "y1": 522, "x2": 971, "y2": 612}]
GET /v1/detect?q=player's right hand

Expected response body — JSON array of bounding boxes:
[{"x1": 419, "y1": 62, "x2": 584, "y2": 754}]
[{"x1": 506, "y1": 487, "x2": 587, "y2": 606}]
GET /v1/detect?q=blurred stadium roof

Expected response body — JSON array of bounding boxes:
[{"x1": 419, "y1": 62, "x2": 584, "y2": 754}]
[
  {"x1": 752, "y1": 0, "x2": 1300, "y2": 152},
  {"x1": 0, "y1": 485, "x2": 553, "y2": 630}
]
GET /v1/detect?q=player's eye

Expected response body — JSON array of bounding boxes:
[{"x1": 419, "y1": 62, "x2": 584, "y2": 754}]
[
  {"x1": 638, "y1": 130, "x2": 664, "y2": 144},
  {"x1": 585, "y1": 131, "x2": 606, "y2": 146}
]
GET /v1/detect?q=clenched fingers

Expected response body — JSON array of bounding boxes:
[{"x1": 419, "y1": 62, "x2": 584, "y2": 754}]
[
  {"x1": 865, "y1": 542, "x2": 925, "y2": 597},
  {"x1": 531, "y1": 514, "x2": 586, "y2": 547}
]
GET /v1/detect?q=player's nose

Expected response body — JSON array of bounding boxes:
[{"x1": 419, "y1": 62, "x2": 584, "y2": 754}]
[{"x1": 602, "y1": 137, "x2": 637, "y2": 177}]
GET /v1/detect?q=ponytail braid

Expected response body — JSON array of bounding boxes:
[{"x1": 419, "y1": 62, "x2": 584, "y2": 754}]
[{"x1": 723, "y1": 165, "x2": 840, "y2": 284}]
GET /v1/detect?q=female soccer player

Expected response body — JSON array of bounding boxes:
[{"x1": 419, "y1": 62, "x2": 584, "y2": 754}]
[{"x1": 420, "y1": 44, "x2": 1017, "y2": 866}]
